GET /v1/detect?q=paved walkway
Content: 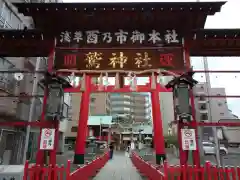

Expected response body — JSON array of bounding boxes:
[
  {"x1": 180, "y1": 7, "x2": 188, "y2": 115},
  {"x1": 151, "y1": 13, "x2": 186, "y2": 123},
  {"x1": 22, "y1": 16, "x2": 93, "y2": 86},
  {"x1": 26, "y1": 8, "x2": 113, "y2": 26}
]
[{"x1": 93, "y1": 152, "x2": 143, "y2": 180}]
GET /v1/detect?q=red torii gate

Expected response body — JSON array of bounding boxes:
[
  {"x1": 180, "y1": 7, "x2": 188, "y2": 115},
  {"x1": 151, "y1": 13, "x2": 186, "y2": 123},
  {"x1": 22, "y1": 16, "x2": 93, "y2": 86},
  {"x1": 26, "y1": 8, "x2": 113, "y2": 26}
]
[
  {"x1": 0, "y1": 1, "x2": 239, "y2": 171},
  {"x1": 63, "y1": 74, "x2": 172, "y2": 164}
]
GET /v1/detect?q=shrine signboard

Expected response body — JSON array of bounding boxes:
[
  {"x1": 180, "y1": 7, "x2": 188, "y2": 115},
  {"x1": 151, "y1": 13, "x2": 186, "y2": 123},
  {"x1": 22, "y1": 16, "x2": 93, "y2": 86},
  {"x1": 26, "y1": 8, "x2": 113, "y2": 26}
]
[
  {"x1": 57, "y1": 29, "x2": 182, "y2": 46},
  {"x1": 54, "y1": 29, "x2": 185, "y2": 72},
  {"x1": 54, "y1": 48, "x2": 184, "y2": 71}
]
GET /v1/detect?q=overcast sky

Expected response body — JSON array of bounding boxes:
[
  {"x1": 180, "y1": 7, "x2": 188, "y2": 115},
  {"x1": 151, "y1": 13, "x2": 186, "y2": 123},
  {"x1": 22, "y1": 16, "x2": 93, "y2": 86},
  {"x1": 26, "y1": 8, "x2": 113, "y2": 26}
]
[{"x1": 63, "y1": 0, "x2": 240, "y2": 116}]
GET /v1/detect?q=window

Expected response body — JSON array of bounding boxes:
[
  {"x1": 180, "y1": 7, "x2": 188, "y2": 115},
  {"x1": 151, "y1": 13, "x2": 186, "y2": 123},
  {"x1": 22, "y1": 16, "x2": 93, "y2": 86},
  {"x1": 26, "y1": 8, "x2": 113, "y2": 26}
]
[
  {"x1": 0, "y1": 58, "x2": 15, "y2": 92},
  {"x1": 90, "y1": 106, "x2": 96, "y2": 113},
  {"x1": 199, "y1": 95, "x2": 206, "y2": 101},
  {"x1": 71, "y1": 127, "x2": 78, "y2": 132},
  {"x1": 200, "y1": 104, "x2": 207, "y2": 110},
  {"x1": 203, "y1": 143, "x2": 215, "y2": 147},
  {"x1": 90, "y1": 97, "x2": 96, "y2": 103},
  {"x1": 0, "y1": 3, "x2": 22, "y2": 29},
  {"x1": 0, "y1": 57, "x2": 14, "y2": 69},
  {"x1": 62, "y1": 103, "x2": 69, "y2": 118},
  {"x1": 200, "y1": 113, "x2": 208, "y2": 120},
  {"x1": 218, "y1": 103, "x2": 222, "y2": 106}
]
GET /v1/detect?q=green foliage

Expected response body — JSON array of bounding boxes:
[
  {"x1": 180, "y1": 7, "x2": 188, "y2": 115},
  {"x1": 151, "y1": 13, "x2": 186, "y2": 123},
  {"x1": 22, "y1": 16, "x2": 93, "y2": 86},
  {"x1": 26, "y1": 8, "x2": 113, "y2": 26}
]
[{"x1": 164, "y1": 135, "x2": 179, "y2": 148}]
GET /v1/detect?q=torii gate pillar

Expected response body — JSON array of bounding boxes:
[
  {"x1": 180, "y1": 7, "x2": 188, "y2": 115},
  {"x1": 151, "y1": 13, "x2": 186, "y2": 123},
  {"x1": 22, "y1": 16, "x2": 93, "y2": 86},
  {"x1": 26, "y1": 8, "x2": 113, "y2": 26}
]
[
  {"x1": 150, "y1": 77, "x2": 166, "y2": 164},
  {"x1": 73, "y1": 76, "x2": 91, "y2": 164}
]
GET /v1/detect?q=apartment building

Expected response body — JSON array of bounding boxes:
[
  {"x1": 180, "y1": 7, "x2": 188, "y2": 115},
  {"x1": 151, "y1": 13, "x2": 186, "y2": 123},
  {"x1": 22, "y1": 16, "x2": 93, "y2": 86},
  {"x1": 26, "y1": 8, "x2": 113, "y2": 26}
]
[
  {"x1": 110, "y1": 93, "x2": 151, "y2": 125},
  {"x1": 159, "y1": 79, "x2": 238, "y2": 141},
  {"x1": 0, "y1": 0, "x2": 40, "y2": 165},
  {"x1": 65, "y1": 93, "x2": 111, "y2": 140},
  {"x1": 194, "y1": 83, "x2": 238, "y2": 140},
  {"x1": 159, "y1": 91, "x2": 175, "y2": 135},
  {"x1": 0, "y1": 0, "x2": 69, "y2": 164},
  {"x1": 65, "y1": 92, "x2": 151, "y2": 141}
]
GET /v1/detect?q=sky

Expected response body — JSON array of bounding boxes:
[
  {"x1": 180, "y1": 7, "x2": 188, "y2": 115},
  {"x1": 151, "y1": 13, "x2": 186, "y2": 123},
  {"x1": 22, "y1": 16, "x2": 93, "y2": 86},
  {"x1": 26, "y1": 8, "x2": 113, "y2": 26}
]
[{"x1": 64, "y1": 0, "x2": 240, "y2": 117}]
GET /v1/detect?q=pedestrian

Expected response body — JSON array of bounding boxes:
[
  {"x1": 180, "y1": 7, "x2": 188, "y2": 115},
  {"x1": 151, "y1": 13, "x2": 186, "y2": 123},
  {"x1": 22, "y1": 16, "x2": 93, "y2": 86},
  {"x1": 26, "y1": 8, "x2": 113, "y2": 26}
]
[
  {"x1": 125, "y1": 145, "x2": 130, "y2": 157},
  {"x1": 129, "y1": 141, "x2": 135, "y2": 157},
  {"x1": 109, "y1": 143, "x2": 114, "y2": 159}
]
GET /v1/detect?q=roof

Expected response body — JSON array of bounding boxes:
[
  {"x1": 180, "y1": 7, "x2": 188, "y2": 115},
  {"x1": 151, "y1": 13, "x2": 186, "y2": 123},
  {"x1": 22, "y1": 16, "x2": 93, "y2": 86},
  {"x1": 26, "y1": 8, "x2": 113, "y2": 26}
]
[
  {"x1": 190, "y1": 29, "x2": 240, "y2": 56},
  {"x1": 13, "y1": 2, "x2": 226, "y2": 31},
  {"x1": 0, "y1": 29, "x2": 54, "y2": 57}
]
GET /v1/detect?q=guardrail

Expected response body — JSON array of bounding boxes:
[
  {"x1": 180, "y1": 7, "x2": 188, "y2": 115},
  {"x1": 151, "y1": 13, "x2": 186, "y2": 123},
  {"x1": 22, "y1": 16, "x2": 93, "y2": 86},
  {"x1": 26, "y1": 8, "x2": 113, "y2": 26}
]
[
  {"x1": 131, "y1": 152, "x2": 165, "y2": 180},
  {"x1": 70, "y1": 151, "x2": 109, "y2": 180},
  {"x1": 23, "y1": 151, "x2": 109, "y2": 180},
  {"x1": 132, "y1": 152, "x2": 240, "y2": 180}
]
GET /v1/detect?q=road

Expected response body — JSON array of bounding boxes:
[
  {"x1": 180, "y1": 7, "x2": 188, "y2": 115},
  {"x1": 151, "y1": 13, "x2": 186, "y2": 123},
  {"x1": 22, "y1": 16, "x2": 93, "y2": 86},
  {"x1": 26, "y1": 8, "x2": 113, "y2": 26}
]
[
  {"x1": 205, "y1": 148, "x2": 240, "y2": 166},
  {"x1": 137, "y1": 147, "x2": 240, "y2": 167},
  {"x1": 166, "y1": 147, "x2": 240, "y2": 167}
]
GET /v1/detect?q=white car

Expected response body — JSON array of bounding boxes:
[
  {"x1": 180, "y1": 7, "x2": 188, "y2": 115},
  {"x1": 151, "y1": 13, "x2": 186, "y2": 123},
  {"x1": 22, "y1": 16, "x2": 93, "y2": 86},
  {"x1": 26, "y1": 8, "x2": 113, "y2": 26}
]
[{"x1": 203, "y1": 142, "x2": 228, "y2": 156}]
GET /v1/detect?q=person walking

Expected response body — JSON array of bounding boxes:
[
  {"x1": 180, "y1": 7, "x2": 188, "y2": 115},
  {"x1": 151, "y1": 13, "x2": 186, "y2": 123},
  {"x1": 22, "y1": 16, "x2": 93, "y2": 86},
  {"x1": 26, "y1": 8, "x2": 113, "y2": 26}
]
[
  {"x1": 129, "y1": 141, "x2": 135, "y2": 157},
  {"x1": 125, "y1": 145, "x2": 130, "y2": 157},
  {"x1": 109, "y1": 143, "x2": 114, "y2": 159}
]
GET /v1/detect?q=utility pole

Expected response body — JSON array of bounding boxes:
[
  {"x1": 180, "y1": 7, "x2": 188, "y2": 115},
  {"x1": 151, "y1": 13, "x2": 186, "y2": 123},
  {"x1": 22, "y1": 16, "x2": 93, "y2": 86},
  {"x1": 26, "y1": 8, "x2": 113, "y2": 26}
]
[
  {"x1": 107, "y1": 124, "x2": 111, "y2": 145},
  {"x1": 99, "y1": 118, "x2": 102, "y2": 140},
  {"x1": 203, "y1": 57, "x2": 221, "y2": 167},
  {"x1": 22, "y1": 57, "x2": 41, "y2": 163}
]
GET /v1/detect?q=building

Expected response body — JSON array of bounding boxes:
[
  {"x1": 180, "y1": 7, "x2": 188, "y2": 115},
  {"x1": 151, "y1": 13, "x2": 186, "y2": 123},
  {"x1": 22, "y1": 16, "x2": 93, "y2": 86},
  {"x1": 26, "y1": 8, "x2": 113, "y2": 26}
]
[
  {"x1": 160, "y1": 79, "x2": 239, "y2": 142},
  {"x1": 66, "y1": 92, "x2": 151, "y2": 142},
  {"x1": 218, "y1": 115, "x2": 240, "y2": 147},
  {"x1": 0, "y1": 0, "x2": 69, "y2": 164},
  {"x1": 0, "y1": 1, "x2": 41, "y2": 165},
  {"x1": 159, "y1": 91, "x2": 175, "y2": 135},
  {"x1": 65, "y1": 93, "x2": 111, "y2": 141},
  {"x1": 194, "y1": 83, "x2": 239, "y2": 141},
  {"x1": 110, "y1": 93, "x2": 151, "y2": 125}
]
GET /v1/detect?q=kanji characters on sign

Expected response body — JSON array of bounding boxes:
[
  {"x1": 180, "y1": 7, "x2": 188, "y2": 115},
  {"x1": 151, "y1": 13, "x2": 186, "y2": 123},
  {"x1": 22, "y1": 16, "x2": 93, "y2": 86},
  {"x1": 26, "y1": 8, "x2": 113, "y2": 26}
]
[
  {"x1": 58, "y1": 29, "x2": 180, "y2": 45},
  {"x1": 40, "y1": 128, "x2": 55, "y2": 150}
]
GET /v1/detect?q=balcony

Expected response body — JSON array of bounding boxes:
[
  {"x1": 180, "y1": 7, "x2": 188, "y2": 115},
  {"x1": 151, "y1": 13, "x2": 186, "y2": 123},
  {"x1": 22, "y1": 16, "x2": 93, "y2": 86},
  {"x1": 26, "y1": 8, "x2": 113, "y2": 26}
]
[
  {"x1": 62, "y1": 103, "x2": 70, "y2": 119},
  {"x1": 27, "y1": 57, "x2": 48, "y2": 71},
  {"x1": 110, "y1": 102, "x2": 132, "y2": 109},
  {"x1": 0, "y1": 75, "x2": 15, "y2": 94},
  {"x1": 200, "y1": 113, "x2": 209, "y2": 121},
  {"x1": 111, "y1": 101, "x2": 133, "y2": 106},
  {"x1": 197, "y1": 94, "x2": 207, "y2": 103},
  {"x1": 16, "y1": 99, "x2": 42, "y2": 121},
  {"x1": 134, "y1": 116, "x2": 149, "y2": 122},
  {"x1": 0, "y1": 97, "x2": 18, "y2": 118},
  {"x1": 199, "y1": 105, "x2": 208, "y2": 113},
  {"x1": 111, "y1": 107, "x2": 132, "y2": 114},
  {"x1": 110, "y1": 95, "x2": 133, "y2": 102}
]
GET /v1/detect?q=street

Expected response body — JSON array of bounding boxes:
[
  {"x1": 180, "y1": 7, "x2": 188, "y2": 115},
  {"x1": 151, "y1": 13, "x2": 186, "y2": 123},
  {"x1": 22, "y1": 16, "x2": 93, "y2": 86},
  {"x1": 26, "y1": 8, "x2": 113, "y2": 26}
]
[
  {"x1": 205, "y1": 148, "x2": 240, "y2": 166},
  {"x1": 137, "y1": 147, "x2": 240, "y2": 167},
  {"x1": 166, "y1": 147, "x2": 240, "y2": 167}
]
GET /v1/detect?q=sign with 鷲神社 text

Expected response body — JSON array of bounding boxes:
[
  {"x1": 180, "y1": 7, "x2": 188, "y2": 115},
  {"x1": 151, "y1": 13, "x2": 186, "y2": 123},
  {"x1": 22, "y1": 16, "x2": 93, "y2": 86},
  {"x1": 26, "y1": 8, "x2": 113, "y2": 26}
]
[
  {"x1": 54, "y1": 48, "x2": 185, "y2": 71},
  {"x1": 57, "y1": 29, "x2": 182, "y2": 46}
]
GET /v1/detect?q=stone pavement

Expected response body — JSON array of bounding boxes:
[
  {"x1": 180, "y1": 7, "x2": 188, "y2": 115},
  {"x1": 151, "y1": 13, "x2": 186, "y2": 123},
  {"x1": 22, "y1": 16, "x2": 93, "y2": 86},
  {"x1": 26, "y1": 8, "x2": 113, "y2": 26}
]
[{"x1": 93, "y1": 152, "x2": 143, "y2": 180}]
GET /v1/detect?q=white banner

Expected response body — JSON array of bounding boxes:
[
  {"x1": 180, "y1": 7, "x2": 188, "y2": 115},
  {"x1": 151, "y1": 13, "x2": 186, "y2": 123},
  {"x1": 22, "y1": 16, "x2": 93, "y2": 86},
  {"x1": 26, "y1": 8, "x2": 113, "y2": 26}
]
[
  {"x1": 181, "y1": 129, "x2": 197, "y2": 151},
  {"x1": 40, "y1": 128, "x2": 55, "y2": 150}
]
